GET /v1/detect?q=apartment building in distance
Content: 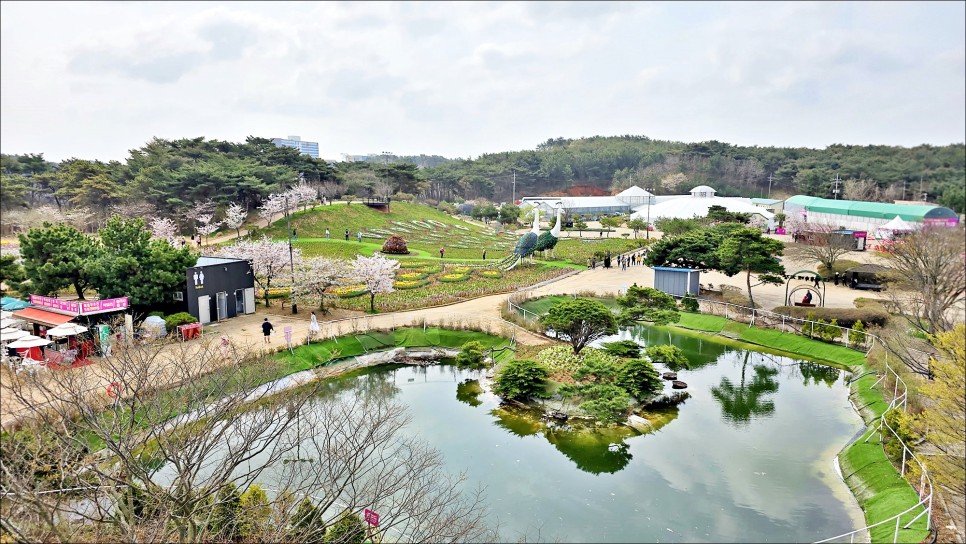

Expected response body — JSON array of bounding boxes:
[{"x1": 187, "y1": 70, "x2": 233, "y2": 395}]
[{"x1": 271, "y1": 135, "x2": 320, "y2": 159}]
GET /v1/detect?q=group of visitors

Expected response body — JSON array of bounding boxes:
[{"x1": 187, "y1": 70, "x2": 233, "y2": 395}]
[{"x1": 589, "y1": 250, "x2": 648, "y2": 270}]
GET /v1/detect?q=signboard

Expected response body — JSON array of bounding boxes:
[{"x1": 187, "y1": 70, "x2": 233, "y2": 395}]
[
  {"x1": 29, "y1": 295, "x2": 130, "y2": 316},
  {"x1": 364, "y1": 509, "x2": 379, "y2": 527}
]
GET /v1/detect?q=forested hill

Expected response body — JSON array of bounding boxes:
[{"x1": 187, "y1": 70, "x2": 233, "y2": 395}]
[
  {"x1": 421, "y1": 136, "x2": 965, "y2": 212},
  {"x1": 2, "y1": 135, "x2": 964, "y2": 219}
]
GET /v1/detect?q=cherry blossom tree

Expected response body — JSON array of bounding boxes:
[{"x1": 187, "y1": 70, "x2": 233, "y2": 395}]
[
  {"x1": 218, "y1": 236, "x2": 301, "y2": 307},
  {"x1": 293, "y1": 256, "x2": 350, "y2": 313},
  {"x1": 290, "y1": 181, "x2": 317, "y2": 212},
  {"x1": 149, "y1": 217, "x2": 179, "y2": 246},
  {"x1": 196, "y1": 215, "x2": 222, "y2": 245},
  {"x1": 259, "y1": 193, "x2": 287, "y2": 226},
  {"x1": 223, "y1": 202, "x2": 247, "y2": 239},
  {"x1": 184, "y1": 199, "x2": 216, "y2": 229},
  {"x1": 350, "y1": 254, "x2": 399, "y2": 312}
]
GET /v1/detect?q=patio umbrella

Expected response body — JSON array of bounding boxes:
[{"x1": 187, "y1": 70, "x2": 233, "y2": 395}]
[
  {"x1": 0, "y1": 329, "x2": 30, "y2": 342},
  {"x1": 0, "y1": 310, "x2": 12, "y2": 319},
  {"x1": 46, "y1": 322, "x2": 89, "y2": 337},
  {"x1": 7, "y1": 336, "x2": 52, "y2": 349}
]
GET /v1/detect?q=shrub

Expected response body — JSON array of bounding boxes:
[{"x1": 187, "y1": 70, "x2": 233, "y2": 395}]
[
  {"x1": 324, "y1": 511, "x2": 365, "y2": 544},
  {"x1": 601, "y1": 340, "x2": 642, "y2": 358},
  {"x1": 854, "y1": 297, "x2": 888, "y2": 310},
  {"x1": 848, "y1": 320, "x2": 867, "y2": 347},
  {"x1": 455, "y1": 340, "x2": 487, "y2": 368},
  {"x1": 533, "y1": 346, "x2": 581, "y2": 374},
  {"x1": 239, "y1": 484, "x2": 271, "y2": 538},
  {"x1": 290, "y1": 498, "x2": 326, "y2": 541},
  {"x1": 494, "y1": 359, "x2": 549, "y2": 400},
  {"x1": 573, "y1": 349, "x2": 623, "y2": 383},
  {"x1": 616, "y1": 358, "x2": 663, "y2": 400},
  {"x1": 164, "y1": 312, "x2": 198, "y2": 331},
  {"x1": 772, "y1": 306, "x2": 889, "y2": 328},
  {"x1": 147, "y1": 311, "x2": 165, "y2": 319},
  {"x1": 645, "y1": 345, "x2": 690, "y2": 371},
  {"x1": 819, "y1": 318, "x2": 842, "y2": 343},
  {"x1": 680, "y1": 293, "x2": 699, "y2": 313},
  {"x1": 575, "y1": 383, "x2": 631, "y2": 424},
  {"x1": 381, "y1": 235, "x2": 410, "y2": 254},
  {"x1": 211, "y1": 483, "x2": 242, "y2": 539}
]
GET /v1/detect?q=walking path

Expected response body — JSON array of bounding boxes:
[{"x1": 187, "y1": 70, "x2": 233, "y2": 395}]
[{"x1": 1, "y1": 249, "x2": 885, "y2": 428}]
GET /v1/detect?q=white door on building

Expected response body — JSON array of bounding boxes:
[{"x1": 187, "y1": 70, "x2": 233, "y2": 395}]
[
  {"x1": 216, "y1": 292, "x2": 228, "y2": 321},
  {"x1": 243, "y1": 288, "x2": 256, "y2": 314},
  {"x1": 198, "y1": 295, "x2": 211, "y2": 324}
]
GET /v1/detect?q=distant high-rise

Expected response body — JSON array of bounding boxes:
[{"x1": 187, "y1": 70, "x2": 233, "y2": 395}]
[{"x1": 271, "y1": 135, "x2": 320, "y2": 159}]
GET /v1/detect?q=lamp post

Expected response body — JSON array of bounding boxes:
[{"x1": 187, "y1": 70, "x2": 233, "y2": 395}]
[
  {"x1": 382, "y1": 151, "x2": 392, "y2": 198},
  {"x1": 284, "y1": 193, "x2": 297, "y2": 314}
]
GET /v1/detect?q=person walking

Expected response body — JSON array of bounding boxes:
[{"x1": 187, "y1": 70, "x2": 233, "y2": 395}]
[
  {"x1": 344, "y1": 229, "x2": 349, "y2": 241},
  {"x1": 813, "y1": 275, "x2": 820, "y2": 288},
  {"x1": 357, "y1": 231, "x2": 362, "y2": 243},
  {"x1": 439, "y1": 246, "x2": 445, "y2": 259},
  {"x1": 309, "y1": 311, "x2": 320, "y2": 342},
  {"x1": 482, "y1": 249, "x2": 487, "y2": 260},
  {"x1": 293, "y1": 229, "x2": 297, "y2": 241},
  {"x1": 325, "y1": 228, "x2": 330, "y2": 240},
  {"x1": 834, "y1": 272, "x2": 840, "y2": 286},
  {"x1": 262, "y1": 318, "x2": 274, "y2": 344}
]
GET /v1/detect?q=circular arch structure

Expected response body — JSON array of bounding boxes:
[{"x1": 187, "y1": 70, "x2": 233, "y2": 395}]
[{"x1": 784, "y1": 269, "x2": 826, "y2": 307}]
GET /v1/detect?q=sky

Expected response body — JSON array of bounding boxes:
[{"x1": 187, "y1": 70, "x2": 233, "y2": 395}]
[{"x1": 1, "y1": 1, "x2": 964, "y2": 163}]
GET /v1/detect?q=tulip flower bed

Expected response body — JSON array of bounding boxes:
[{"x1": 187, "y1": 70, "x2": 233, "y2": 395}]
[
  {"x1": 480, "y1": 270, "x2": 503, "y2": 279},
  {"x1": 332, "y1": 263, "x2": 570, "y2": 313},
  {"x1": 394, "y1": 279, "x2": 430, "y2": 290},
  {"x1": 333, "y1": 285, "x2": 368, "y2": 298},
  {"x1": 396, "y1": 271, "x2": 430, "y2": 281},
  {"x1": 439, "y1": 273, "x2": 471, "y2": 283}
]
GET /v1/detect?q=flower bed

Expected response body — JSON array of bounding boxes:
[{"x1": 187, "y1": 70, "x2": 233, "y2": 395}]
[
  {"x1": 439, "y1": 273, "x2": 471, "y2": 283},
  {"x1": 449, "y1": 266, "x2": 473, "y2": 275},
  {"x1": 396, "y1": 271, "x2": 429, "y2": 281},
  {"x1": 394, "y1": 279, "x2": 429, "y2": 290},
  {"x1": 481, "y1": 270, "x2": 503, "y2": 279},
  {"x1": 333, "y1": 285, "x2": 368, "y2": 298}
]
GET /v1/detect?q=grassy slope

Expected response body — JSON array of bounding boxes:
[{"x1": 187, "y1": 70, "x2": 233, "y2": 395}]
[{"x1": 519, "y1": 295, "x2": 619, "y2": 315}]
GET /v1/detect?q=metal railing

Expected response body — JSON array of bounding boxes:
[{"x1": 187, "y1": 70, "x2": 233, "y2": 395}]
[{"x1": 506, "y1": 290, "x2": 935, "y2": 543}]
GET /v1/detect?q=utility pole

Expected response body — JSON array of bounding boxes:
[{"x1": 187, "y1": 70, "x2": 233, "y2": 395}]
[
  {"x1": 382, "y1": 151, "x2": 392, "y2": 197},
  {"x1": 285, "y1": 193, "x2": 297, "y2": 314},
  {"x1": 919, "y1": 174, "x2": 924, "y2": 201},
  {"x1": 512, "y1": 170, "x2": 516, "y2": 204},
  {"x1": 831, "y1": 174, "x2": 842, "y2": 200},
  {"x1": 767, "y1": 173, "x2": 775, "y2": 200}
]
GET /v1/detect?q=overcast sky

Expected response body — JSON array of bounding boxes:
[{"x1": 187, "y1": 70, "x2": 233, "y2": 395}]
[{"x1": 2, "y1": 1, "x2": 964, "y2": 163}]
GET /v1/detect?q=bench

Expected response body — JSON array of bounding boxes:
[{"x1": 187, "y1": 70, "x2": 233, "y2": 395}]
[
  {"x1": 794, "y1": 303, "x2": 816, "y2": 307},
  {"x1": 853, "y1": 283, "x2": 884, "y2": 292}
]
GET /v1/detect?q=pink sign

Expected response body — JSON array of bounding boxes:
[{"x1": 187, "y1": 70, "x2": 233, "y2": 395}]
[
  {"x1": 29, "y1": 295, "x2": 130, "y2": 316},
  {"x1": 364, "y1": 509, "x2": 379, "y2": 527}
]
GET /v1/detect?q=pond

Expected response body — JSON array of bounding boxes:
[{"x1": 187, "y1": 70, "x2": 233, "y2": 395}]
[{"x1": 297, "y1": 325, "x2": 866, "y2": 542}]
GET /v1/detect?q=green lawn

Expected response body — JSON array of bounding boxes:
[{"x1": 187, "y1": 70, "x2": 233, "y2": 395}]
[
  {"x1": 518, "y1": 295, "x2": 620, "y2": 315},
  {"x1": 275, "y1": 327, "x2": 514, "y2": 367}
]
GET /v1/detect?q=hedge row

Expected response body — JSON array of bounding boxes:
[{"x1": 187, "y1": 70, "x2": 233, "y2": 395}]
[{"x1": 771, "y1": 306, "x2": 890, "y2": 328}]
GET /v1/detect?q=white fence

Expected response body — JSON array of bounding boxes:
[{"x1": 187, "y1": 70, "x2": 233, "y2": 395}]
[{"x1": 506, "y1": 291, "x2": 935, "y2": 544}]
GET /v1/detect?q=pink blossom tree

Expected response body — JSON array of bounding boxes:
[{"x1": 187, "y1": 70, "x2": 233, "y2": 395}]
[
  {"x1": 218, "y1": 236, "x2": 302, "y2": 307},
  {"x1": 258, "y1": 193, "x2": 287, "y2": 226},
  {"x1": 149, "y1": 217, "x2": 179, "y2": 246},
  {"x1": 196, "y1": 217, "x2": 222, "y2": 245},
  {"x1": 350, "y1": 254, "x2": 399, "y2": 313},
  {"x1": 223, "y1": 202, "x2": 247, "y2": 239},
  {"x1": 293, "y1": 256, "x2": 350, "y2": 313}
]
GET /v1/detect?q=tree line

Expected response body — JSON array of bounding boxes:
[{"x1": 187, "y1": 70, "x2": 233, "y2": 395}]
[{"x1": 3, "y1": 135, "x2": 964, "y2": 228}]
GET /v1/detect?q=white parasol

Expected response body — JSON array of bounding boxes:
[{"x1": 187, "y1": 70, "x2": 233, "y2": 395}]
[
  {"x1": 1, "y1": 318, "x2": 23, "y2": 328},
  {"x1": 0, "y1": 310, "x2": 12, "y2": 319},
  {"x1": 1, "y1": 329, "x2": 30, "y2": 342},
  {"x1": 46, "y1": 322, "x2": 89, "y2": 337},
  {"x1": 8, "y1": 335, "x2": 52, "y2": 349}
]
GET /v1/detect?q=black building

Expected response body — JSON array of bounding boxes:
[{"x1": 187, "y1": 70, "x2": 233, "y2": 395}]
[{"x1": 184, "y1": 256, "x2": 256, "y2": 323}]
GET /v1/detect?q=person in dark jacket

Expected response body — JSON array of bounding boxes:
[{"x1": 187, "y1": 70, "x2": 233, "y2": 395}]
[{"x1": 262, "y1": 318, "x2": 274, "y2": 343}]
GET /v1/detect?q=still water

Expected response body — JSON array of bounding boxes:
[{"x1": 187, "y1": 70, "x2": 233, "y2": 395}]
[{"x1": 317, "y1": 325, "x2": 866, "y2": 542}]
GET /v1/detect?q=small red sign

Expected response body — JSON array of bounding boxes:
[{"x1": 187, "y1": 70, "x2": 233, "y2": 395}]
[{"x1": 364, "y1": 508, "x2": 379, "y2": 527}]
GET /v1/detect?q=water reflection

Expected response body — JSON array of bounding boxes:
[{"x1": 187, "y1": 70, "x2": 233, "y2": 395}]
[
  {"x1": 456, "y1": 379, "x2": 484, "y2": 407},
  {"x1": 711, "y1": 352, "x2": 780, "y2": 425},
  {"x1": 799, "y1": 362, "x2": 840, "y2": 388},
  {"x1": 489, "y1": 405, "x2": 639, "y2": 474}
]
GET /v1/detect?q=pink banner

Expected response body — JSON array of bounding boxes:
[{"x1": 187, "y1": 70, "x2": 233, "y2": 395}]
[{"x1": 29, "y1": 295, "x2": 129, "y2": 316}]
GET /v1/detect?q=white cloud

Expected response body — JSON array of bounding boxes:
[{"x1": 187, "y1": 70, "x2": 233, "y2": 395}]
[{"x1": 1, "y1": 1, "x2": 963, "y2": 162}]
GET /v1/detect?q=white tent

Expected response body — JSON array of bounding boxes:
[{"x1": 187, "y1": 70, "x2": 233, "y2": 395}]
[
  {"x1": 630, "y1": 194, "x2": 774, "y2": 224},
  {"x1": 875, "y1": 215, "x2": 917, "y2": 241}
]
